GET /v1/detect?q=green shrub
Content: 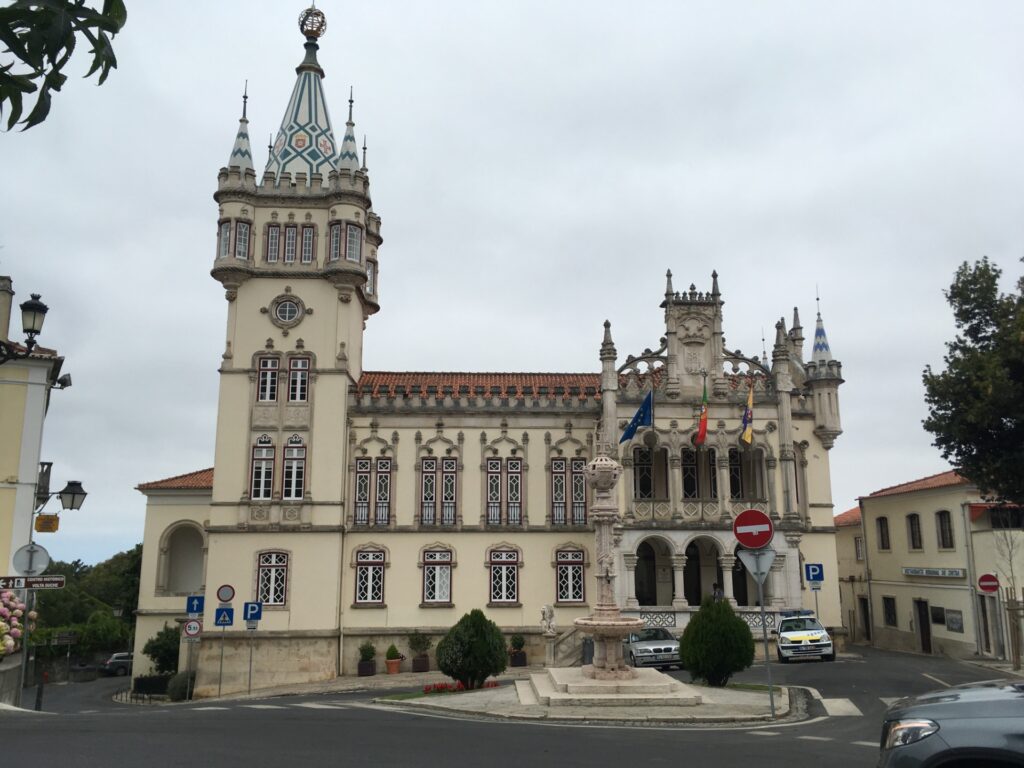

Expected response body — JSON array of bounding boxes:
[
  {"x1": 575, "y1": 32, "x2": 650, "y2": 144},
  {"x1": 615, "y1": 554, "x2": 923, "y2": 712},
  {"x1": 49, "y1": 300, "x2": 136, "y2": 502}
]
[
  {"x1": 678, "y1": 597, "x2": 754, "y2": 687},
  {"x1": 142, "y1": 624, "x2": 180, "y2": 675},
  {"x1": 408, "y1": 630, "x2": 432, "y2": 656},
  {"x1": 509, "y1": 633, "x2": 525, "y2": 651},
  {"x1": 385, "y1": 643, "x2": 402, "y2": 660},
  {"x1": 436, "y1": 609, "x2": 507, "y2": 690},
  {"x1": 166, "y1": 671, "x2": 195, "y2": 701},
  {"x1": 358, "y1": 641, "x2": 376, "y2": 662}
]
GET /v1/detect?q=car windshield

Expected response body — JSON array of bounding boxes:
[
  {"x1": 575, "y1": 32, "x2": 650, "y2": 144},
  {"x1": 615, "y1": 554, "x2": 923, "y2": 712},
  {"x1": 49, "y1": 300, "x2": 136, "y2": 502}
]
[
  {"x1": 780, "y1": 619, "x2": 823, "y2": 632},
  {"x1": 635, "y1": 629, "x2": 673, "y2": 642}
]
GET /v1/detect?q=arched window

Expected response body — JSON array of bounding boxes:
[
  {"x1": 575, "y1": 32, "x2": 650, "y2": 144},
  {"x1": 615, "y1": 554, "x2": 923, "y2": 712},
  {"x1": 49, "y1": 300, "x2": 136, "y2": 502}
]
[
  {"x1": 165, "y1": 525, "x2": 204, "y2": 594},
  {"x1": 936, "y1": 510, "x2": 954, "y2": 549},
  {"x1": 876, "y1": 516, "x2": 891, "y2": 551},
  {"x1": 907, "y1": 514, "x2": 922, "y2": 550}
]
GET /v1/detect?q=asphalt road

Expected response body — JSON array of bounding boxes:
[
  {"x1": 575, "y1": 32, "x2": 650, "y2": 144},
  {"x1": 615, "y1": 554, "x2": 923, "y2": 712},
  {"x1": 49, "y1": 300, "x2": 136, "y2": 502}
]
[{"x1": 1, "y1": 646, "x2": 1006, "y2": 768}]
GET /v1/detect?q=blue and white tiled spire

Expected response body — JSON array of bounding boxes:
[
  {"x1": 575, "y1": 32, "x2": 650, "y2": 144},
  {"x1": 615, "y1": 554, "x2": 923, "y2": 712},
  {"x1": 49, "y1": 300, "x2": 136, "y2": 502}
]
[
  {"x1": 227, "y1": 86, "x2": 254, "y2": 172},
  {"x1": 811, "y1": 311, "x2": 833, "y2": 364},
  {"x1": 337, "y1": 88, "x2": 361, "y2": 174},
  {"x1": 265, "y1": 10, "x2": 339, "y2": 184}
]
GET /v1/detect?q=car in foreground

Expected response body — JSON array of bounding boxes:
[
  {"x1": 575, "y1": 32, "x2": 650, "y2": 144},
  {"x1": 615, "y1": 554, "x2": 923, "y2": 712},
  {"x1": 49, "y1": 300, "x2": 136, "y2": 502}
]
[
  {"x1": 773, "y1": 612, "x2": 834, "y2": 662},
  {"x1": 99, "y1": 652, "x2": 133, "y2": 676},
  {"x1": 623, "y1": 628, "x2": 680, "y2": 669},
  {"x1": 878, "y1": 680, "x2": 1024, "y2": 767}
]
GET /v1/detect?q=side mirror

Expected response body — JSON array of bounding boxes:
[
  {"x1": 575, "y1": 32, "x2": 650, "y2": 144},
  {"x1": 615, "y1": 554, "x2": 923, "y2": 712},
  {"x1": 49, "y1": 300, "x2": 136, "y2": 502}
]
[{"x1": 769, "y1": 629, "x2": 778, "y2": 636}]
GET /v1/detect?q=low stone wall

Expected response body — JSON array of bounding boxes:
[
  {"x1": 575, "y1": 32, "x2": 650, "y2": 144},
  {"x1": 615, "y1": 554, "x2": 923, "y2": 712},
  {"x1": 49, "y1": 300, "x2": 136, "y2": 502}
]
[
  {"x1": 193, "y1": 634, "x2": 338, "y2": 698},
  {"x1": 0, "y1": 653, "x2": 22, "y2": 706}
]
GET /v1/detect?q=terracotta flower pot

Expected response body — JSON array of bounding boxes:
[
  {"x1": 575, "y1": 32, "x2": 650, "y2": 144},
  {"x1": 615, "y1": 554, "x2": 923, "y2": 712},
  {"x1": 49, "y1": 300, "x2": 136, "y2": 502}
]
[{"x1": 385, "y1": 658, "x2": 402, "y2": 674}]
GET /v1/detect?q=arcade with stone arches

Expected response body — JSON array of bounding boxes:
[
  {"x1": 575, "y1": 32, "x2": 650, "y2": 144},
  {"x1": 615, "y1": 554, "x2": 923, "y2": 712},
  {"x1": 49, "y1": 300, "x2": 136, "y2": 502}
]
[{"x1": 620, "y1": 533, "x2": 789, "y2": 610}]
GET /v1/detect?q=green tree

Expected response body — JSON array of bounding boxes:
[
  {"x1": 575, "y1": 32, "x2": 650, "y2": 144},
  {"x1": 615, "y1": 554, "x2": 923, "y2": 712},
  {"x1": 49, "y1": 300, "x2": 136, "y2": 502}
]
[
  {"x1": 0, "y1": 0, "x2": 127, "y2": 130},
  {"x1": 142, "y1": 624, "x2": 179, "y2": 675},
  {"x1": 678, "y1": 598, "x2": 754, "y2": 687},
  {"x1": 436, "y1": 609, "x2": 507, "y2": 690},
  {"x1": 923, "y1": 257, "x2": 1024, "y2": 506}
]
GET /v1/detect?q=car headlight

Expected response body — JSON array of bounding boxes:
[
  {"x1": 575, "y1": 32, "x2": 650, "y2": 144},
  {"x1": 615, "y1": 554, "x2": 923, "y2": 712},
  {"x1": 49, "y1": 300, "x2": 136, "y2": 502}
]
[
  {"x1": 884, "y1": 719, "x2": 939, "y2": 748},
  {"x1": 636, "y1": 648, "x2": 652, "y2": 655}
]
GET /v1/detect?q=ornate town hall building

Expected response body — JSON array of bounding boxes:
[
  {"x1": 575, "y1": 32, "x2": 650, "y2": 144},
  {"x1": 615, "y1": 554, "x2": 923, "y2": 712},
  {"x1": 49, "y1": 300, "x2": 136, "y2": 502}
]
[{"x1": 133, "y1": 9, "x2": 845, "y2": 694}]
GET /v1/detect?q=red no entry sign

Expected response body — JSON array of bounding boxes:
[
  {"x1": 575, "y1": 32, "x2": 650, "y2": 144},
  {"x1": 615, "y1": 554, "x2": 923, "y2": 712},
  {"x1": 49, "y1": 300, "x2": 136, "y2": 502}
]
[
  {"x1": 978, "y1": 573, "x2": 1000, "y2": 593},
  {"x1": 733, "y1": 509, "x2": 774, "y2": 549}
]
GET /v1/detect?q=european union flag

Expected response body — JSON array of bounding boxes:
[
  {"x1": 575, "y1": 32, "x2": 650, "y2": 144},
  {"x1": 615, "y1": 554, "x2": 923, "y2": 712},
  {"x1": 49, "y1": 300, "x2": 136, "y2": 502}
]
[{"x1": 619, "y1": 390, "x2": 654, "y2": 443}]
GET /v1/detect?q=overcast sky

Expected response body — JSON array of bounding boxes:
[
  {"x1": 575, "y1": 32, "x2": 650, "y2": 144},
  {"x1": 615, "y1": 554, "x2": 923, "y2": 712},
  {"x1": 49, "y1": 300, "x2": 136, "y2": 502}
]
[{"x1": 4, "y1": 1, "x2": 1023, "y2": 565}]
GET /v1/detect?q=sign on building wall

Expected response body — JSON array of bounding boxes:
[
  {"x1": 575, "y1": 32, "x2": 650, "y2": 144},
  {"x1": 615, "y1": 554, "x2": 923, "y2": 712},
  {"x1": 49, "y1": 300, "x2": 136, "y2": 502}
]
[
  {"x1": 901, "y1": 567, "x2": 965, "y2": 578},
  {"x1": 944, "y1": 609, "x2": 964, "y2": 633}
]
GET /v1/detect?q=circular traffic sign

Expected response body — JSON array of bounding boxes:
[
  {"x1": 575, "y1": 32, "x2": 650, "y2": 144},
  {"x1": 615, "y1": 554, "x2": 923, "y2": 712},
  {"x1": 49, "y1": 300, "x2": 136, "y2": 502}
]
[
  {"x1": 216, "y1": 584, "x2": 235, "y2": 603},
  {"x1": 733, "y1": 508, "x2": 774, "y2": 549},
  {"x1": 183, "y1": 619, "x2": 202, "y2": 637},
  {"x1": 978, "y1": 573, "x2": 1000, "y2": 593},
  {"x1": 12, "y1": 542, "x2": 50, "y2": 576}
]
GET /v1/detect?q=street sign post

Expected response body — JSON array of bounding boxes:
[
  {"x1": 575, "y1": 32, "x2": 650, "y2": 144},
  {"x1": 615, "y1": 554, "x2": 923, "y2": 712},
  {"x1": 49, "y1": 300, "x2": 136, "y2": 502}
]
[
  {"x1": 242, "y1": 602, "x2": 262, "y2": 694},
  {"x1": 736, "y1": 547, "x2": 777, "y2": 720},
  {"x1": 182, "y1": 620, "x2": 202, "y2": 701},
  {"x1": 186, "y1": 595, "x2": 205, "y2": 618},
  {"x1": 0, "y1": 575, "x2": 65, "y2": 590},
  {"x1": 804, "y1": 563, "x2": 824, "y2": 616},
  {"x1": 733, "y1": 509, "x2": 774, "y2": 549},
  {"x1": 979, "y1": 573, "x2": 1000, "y2": 593},
  {"x1": 213, "y1": 595, "x2": 234, "y2": 698}
]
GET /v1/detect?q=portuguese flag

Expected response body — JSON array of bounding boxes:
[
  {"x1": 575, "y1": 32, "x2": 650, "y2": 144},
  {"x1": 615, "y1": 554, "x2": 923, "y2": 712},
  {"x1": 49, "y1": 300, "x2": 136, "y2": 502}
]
[{"x1": 695, "y1": 379, "x2": 708, "y2": 445}]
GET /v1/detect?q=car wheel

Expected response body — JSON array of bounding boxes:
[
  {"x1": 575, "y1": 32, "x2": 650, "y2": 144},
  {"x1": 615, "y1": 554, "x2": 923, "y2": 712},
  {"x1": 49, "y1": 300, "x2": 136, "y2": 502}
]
[
  {"x1": 629, "y1": 653, "x2": 637, "y2": 667},
  {"x1": 776, "y1": 650, "x2": 788, "y2": 664},
  {"x1": 823, "y1": 653, "x2": 835, "y2": 662},
  {"x1": 116, "y1": 666, "x2": 128, "y2": 676}
]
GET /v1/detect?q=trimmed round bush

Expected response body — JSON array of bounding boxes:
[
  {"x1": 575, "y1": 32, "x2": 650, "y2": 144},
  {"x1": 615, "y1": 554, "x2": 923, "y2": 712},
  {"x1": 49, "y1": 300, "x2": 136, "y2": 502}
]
[
  {"x1": 166, "y1": 671, "x2": 196, "y2": 701},
  {"x1": 678, "y1": 597, "x2": 755, "y2": 687},
  {"x1": 436, "y1": 609, "x2": 507, "y2": 690}
]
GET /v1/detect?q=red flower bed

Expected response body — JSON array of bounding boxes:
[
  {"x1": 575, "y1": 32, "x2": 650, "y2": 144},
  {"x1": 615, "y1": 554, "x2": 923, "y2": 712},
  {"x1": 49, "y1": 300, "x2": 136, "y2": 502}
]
[{"x1": 422, "y1": 680, "x2": 500, "y2": 695}]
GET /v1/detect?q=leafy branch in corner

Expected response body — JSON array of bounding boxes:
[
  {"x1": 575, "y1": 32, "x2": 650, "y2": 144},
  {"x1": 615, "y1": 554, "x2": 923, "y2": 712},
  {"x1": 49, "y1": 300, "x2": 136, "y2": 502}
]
[{"x1": 0, "y1": 0, "x2": 126, "y2": 131}]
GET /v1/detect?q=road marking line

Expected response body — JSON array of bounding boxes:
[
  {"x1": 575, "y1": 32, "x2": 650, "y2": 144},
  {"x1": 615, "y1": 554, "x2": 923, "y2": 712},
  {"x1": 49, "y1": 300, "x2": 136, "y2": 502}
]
[
  {"x1": 77, "y1": 709, "x2": 99, "y2": 714},
  {"x1": 851, "y1": 741, "x2": 878, "y2": 748},
  {"x1": 751, "y1": 731, "x2": 781, "y2": 736},
  {"x1": 192, "y1": 706, "x2": 229, "y2": 711},
  {"x1": 291, "y1": 702, "x2": 347, "y2": 709},
  {"x1": 241, "y1": 704, "x2": 287, "y2": 709},
  {"x1": 821, "y1": 698, "x2": 862, "y2": 716},
  {"x1": 922, "y1": 673, "x2": 950, "y2": 688},
  {"x1": 798, "y1": 735, "x2": 832, "y2": 741},
  {"x1": 879, "y1": 697, "x2": 900, "y2": 706}
]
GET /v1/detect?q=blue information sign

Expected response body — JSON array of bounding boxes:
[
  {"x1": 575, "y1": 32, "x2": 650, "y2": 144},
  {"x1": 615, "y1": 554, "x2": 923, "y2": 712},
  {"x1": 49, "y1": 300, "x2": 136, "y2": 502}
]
[
  {"x1": 243, "y1": 602, "x2": 263, "y2": 621},
  {"x1": 186, "y1": 595, "x2": 205, "y2": 615},
  {"x1": 804, "y1": 563, "x2": 824, "y2": 582},
  {"x1": 214, "y1": 607, "x2": 234, "y2": 627}
]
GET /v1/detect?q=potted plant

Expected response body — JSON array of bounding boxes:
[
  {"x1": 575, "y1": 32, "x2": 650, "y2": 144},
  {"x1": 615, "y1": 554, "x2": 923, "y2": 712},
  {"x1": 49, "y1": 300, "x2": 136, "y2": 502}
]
[
  {"x1": 385, "y1": 643, "x2": 404, "y2": 674},
  {"x1": 509, "y1": 634, "x2": 527, "y2": 667},
  {"x1": 408, "y1": 630, "x2": 432, "y2": 673},
  {"x1": 357, "y1": 641, "x2": 376, "y2": 677}
]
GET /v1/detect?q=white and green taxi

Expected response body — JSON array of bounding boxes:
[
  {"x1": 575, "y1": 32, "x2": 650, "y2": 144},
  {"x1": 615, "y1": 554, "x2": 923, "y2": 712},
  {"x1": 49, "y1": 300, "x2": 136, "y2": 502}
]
[{"x1": 773, "y1": 612, "x2": 834, "y2": 663}]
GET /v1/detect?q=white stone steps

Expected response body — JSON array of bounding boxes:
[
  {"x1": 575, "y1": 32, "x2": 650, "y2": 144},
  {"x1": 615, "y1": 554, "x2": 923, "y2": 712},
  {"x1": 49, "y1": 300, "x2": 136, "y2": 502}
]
[{"x1": 515, "y1": 680, "x2": 539, "y2": 706}]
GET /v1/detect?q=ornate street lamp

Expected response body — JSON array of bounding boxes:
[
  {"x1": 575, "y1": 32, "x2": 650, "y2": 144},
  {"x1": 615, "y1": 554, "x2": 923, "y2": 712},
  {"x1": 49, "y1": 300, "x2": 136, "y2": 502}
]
[
  {"x1": 57, "y1": 480, "x2": 87, "y2": 511},
  {"x1": 0, "y1": 293, "x2": 49, "y2": 365}
]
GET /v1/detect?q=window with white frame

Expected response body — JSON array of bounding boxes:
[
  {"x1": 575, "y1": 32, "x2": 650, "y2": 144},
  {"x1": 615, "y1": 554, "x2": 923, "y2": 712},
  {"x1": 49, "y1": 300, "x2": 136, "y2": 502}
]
[
  {"x1": 355, "y1": 549, "x2": 385, "y2": 604},
  {"x1": 235, "y1": 221, "x2": 250, "y2": 260},
  {"x1": 282, "y1": 436, "x2": 306, "y2": 500},
  {"x1": 936, "y1": 510, "x2": 954, "y2": 549},
  {"x1": 486, "y1": 457, "x2": 523, "y2": 525},
  {"x1": 329, "y1": 223, "x2": 341, "y2": 261},
  {"x1": 422, "y1": 549, "x2": 452, "y2": 604},
  {"x1": 288, "y1": 358, "x2": 309, "y2": 402},
  {"x1": 854, "y1": 536, "x2": 864, "y2": 562},
  {"x1": 556, "y1": 549, "x2": 585, "y2": 603},
  {"x1": 219, "y1": 222, "x2": 231, "y2": 258},
  {"x1": 250, "y1": 436, "x2": 274, "y2": 500},
  {"x1": 301, "y1": 225, "x2": 314, "y2": 263},
  {"x1": 353, "y1": 457, "x2": 392, "y2": 525},
  {"x1": 266, "y1": 224, "x2": 280, "y2": 263},
  {"x1": 488, "y1": 549, "x2": 519, "y2": 603},
  {"x1": 551, "y1": 458, "x2": 587, "y2": 525},
  {"x1": 346, "y1": 224, "x2": 362, "y2": 262},
  {"x1": 257, "y1": 358, "x2": 279, "y2": 402},
  {"x1": 421, "y1": 457, "x2": 457, "y2": 525},
  {"x1": 284, "y1": 225, "x2": 297, "y2": 263},
  {"x1": 366, "y1": 261, "x2": 376, "y2": 294},
  {"x1": 257, "y1": 551, "x2": 288, "y2": 605}
]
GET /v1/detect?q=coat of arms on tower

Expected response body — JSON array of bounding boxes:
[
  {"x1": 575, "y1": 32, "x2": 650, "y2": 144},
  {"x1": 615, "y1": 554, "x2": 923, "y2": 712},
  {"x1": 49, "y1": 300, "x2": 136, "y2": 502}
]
[
  {"x1": 318, "y1": 137, "x2": 333, "y2": 155},
  {"x1": 293, "y1": 132, "x2": 308, "y2": 149}
]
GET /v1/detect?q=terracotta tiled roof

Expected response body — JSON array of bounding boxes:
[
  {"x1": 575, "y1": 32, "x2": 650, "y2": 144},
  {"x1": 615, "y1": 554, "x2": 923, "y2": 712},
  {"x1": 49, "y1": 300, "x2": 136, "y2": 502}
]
[
  {"x1": 137, "y1": 468, "x2": 213, "y2": 491},
  {"x1": 866, "y1": 470, "x2": 968, "y2": 499},
  {"x1": 969, "y1": 502, "x2": 1022, "y2": 521},
  {"x1": 833, "y1": 506, "x2": 861, "y2": 526},
  {"x1": 355, "y1": 372, "x2": 602, "y2": 400}
]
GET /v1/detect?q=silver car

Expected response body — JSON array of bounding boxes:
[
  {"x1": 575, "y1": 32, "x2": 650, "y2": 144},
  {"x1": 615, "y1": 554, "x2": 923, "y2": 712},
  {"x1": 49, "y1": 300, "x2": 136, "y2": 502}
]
[{"x1": 624, "y1": 628, "x2": 680, "y2": 669}]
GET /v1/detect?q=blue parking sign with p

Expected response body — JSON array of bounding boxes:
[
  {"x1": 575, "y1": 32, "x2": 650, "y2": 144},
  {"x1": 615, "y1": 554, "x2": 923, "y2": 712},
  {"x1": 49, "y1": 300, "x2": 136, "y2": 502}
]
[
  {"x1": 804, "y1": 563, "x2": 824, "y2": 582},
  {"x1": 243, "y1": 602, "x2": 263, "y2": 621}
]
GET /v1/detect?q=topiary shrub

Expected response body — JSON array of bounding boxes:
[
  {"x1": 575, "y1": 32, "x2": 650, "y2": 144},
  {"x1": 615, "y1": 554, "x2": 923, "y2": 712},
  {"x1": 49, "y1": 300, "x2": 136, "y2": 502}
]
[
  {"x1": 385, "y1": 643, "x2": 403, "y2": 661},
  {"x1": 408, "y1": 630, "x2": 432, "y2": 657},
  {"x1": 436, "y1": 609, "x2": 507, "y2": 690},
  {"x1": 358, "y1": 641, "x2": 376, "y2": 662},
  {"x1": 166, "y1": 670, "x2": 196, "y2": 701},
  {"x1": 678, "y1": 597, "x2": 754, "y2": 687}
]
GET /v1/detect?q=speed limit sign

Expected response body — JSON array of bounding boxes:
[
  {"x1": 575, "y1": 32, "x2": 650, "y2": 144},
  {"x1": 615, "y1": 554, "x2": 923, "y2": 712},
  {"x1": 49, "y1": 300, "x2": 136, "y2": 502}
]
[{"x1": 183, "y1": 619, "x2": 202, "y2": 642}]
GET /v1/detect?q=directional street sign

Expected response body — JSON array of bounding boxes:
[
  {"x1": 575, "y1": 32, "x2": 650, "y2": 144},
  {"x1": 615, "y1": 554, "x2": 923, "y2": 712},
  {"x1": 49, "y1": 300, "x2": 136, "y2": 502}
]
[
  {"x1": 216, "y1": 584, "x2": 235, "y2": 603},
  {"x1": 979, "y1": 573, "x2": 1000, "y2": 593},
  {"x1": 214, "y1": 607, "x2": 234, "y2": 627},
  {"x1": 186, "y1": 595, "x2": 205, "y2": 617},
  {"x1": 737, "y1": 548, "x2": 776, "y2": 585},
  {"x1": 243, "y1": 602, "x2": 263, "y2": 622},
  {"x1": 0, "y1": 575, "x2": 65, "y2": 590},
  {"x1": 733, "y1": 509, "x2": 774, "y2": 549},
  {"x1": 804, "y1": 563, "x2": 824, "y2": 582}
]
